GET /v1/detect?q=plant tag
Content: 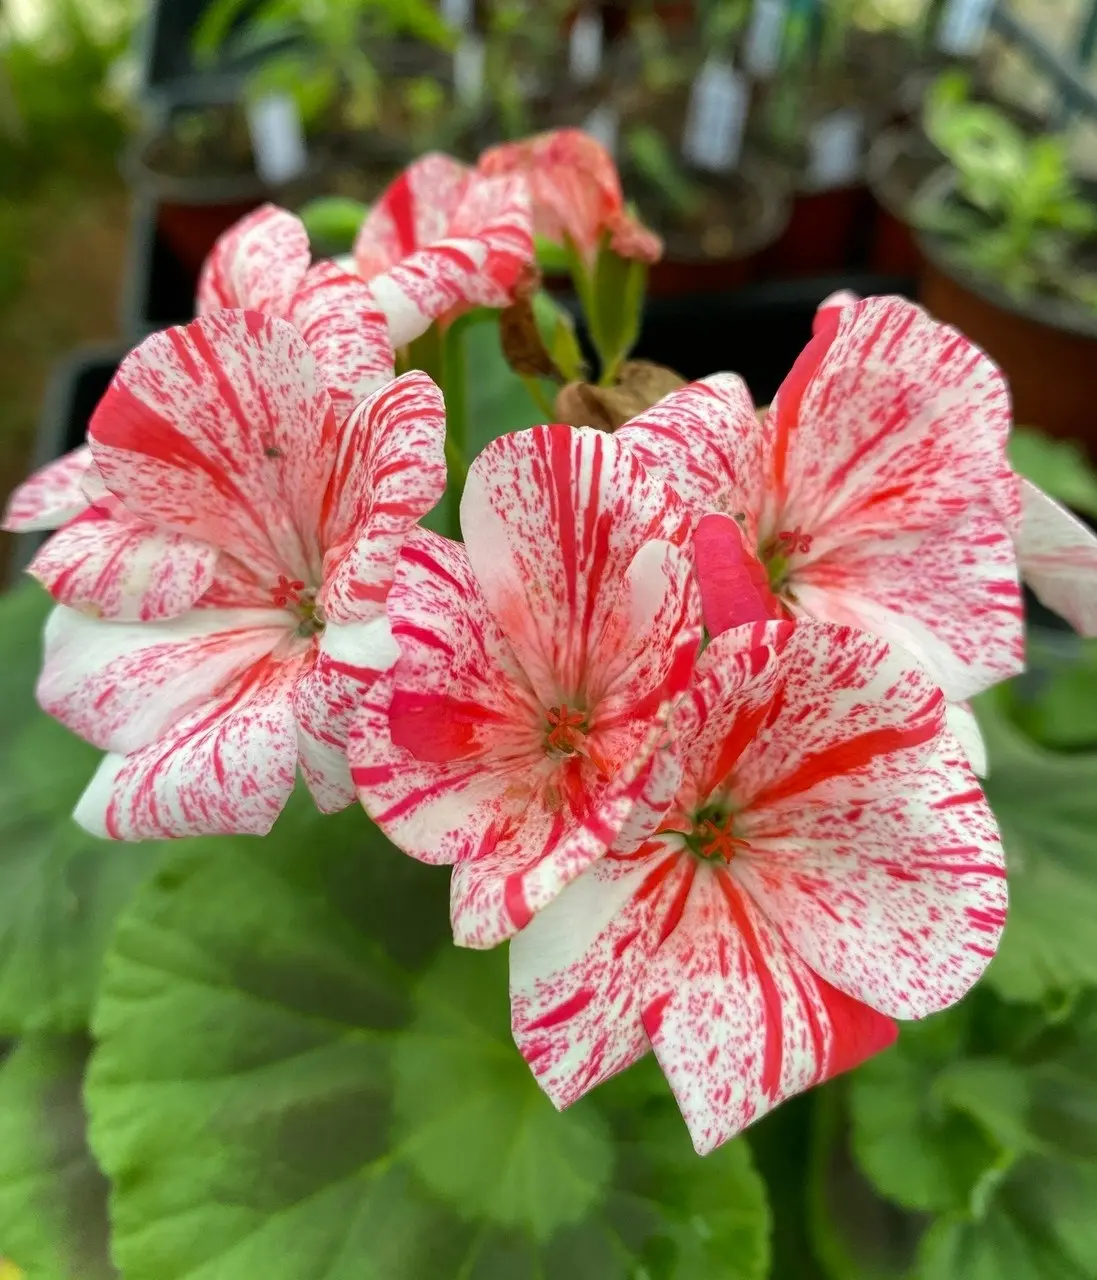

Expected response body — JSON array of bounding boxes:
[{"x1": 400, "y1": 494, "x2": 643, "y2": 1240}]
[
  {"x1": 441, "y1": 0, "x2": 474, "y2": 29},
  {"x1": 569, "y1": 10, "x2": 604, "y2": 84},
  {"x1": 681, "y1": 58, "x2": 747, "y2": 174},
  {"x1": 453, "y1": 35, "x2": 486, "y2": 106},
  {"x1": 936, "y1": 0, "x2": 996, "y2": 56},
  {"x1": 246, "y1": 92, "x2": 309, "y2": 186},
  {"x1": 582, "y1": 104, "x2": 619, "y2": 155},
  {"x1": 744, "y1": 0, "x2": 787, "y2": 78},
  {"x1": 807, "y1": 108, "x2": 864, "y2": 189}
]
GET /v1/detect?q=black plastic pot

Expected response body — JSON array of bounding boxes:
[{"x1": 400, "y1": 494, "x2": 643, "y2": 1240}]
[
  {"x1": 137, "y1": 0, "x2": 281, "y2": 104},
  {"x1": 632, "y1": 272, "x2": 916, "y2": 404},
  {"x1": 121, "y1": 200, "x2": 199, "y2": 341}
]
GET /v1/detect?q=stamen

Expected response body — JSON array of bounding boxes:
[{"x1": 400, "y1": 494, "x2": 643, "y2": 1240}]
[
  {"x1": 776, "y1": 526, "x2": 813, "y2": 555},
  {"x1": 545, "y1": 705, "x2": 587, "y2": 754},
  {"x1": 696, "y1": 816, "x2": 751, "y2": 863},
  {"x1": 272, "y1": 575, "x2": 306, "y2": 608}
]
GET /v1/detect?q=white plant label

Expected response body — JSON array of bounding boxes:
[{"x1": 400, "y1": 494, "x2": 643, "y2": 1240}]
[
  {"x1": 569, "y1": 10, "x2": 604, "y2": 84},
  {"x1": 936, "y1": 0, "x2": 996, "y2": 56},
  {"x1": 744, "y1": 0, "x2": 787, "y2": 79},
  {"x1": 246, "y1": 92, "x2": 309, "y2": 186},
  {"x1": 441, "y1": 0, "x2": 473, "y2": 30},
  {"x1": 582, "y1": 104, "x2": 619, "y2": 156},
  {"x1": 453, "y1": 35, "x2": 486, "y2": 106},
  {"x1": 682, "y1": 58, "x2": 747, "y2": 174},
  {"x1": 807, "y1": 108, "x2": 864, "y2": 189}
]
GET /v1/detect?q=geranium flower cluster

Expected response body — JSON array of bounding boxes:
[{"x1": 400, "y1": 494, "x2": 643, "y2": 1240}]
[{"x1": 7, "y1": 129, "x2": 1097, "y2": 1155}]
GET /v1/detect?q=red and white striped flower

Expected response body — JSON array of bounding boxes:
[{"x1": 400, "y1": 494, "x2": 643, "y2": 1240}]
[
  {"x1": 510, "y1": 617, "x2": 1006, "y2": 1154},
  {"x1": 27, "y1": 309, "x2": 446, "y2": 838},
  {"x1": 477, "y1": 127, "x2": 663, "y2": 265},
  {"x1": 350, "y1": 424, "x2": 702, "y2": 947},
  {"x1": 352, "y1": 153, "x2": 535, "y2": 347},
  {"x1": 616, "y1": 295, "x2": 1027, "y2": 706}
]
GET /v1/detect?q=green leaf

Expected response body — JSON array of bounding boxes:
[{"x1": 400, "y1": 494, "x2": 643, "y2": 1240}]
[
  {"x1": 0, "y1": 1036, "x2": 114, "y2": 1279},
  {"x1": 297, "y1": 197, "x2": 369, "y2": 255},
  {"x1": 1008, "y1": 428, "x2": 1097, "y2": 519},
  {"x1": 590, "y1": 243, "x2": 647, "y2": 384},
  {"x1": 974, "y1": 688, "x2": 1097, "y2": 1002},
  {"x1": 0, "y1": 583, "x2": 162, "y2": 1035},
  {"x1": 464, "y1": 319, "x2": 552, "y2": 457},
  {"x1": 1008, "y1": 635, "x2": 1097, "y2": 752},
  {"x1": 87, "y1": 799, "x2": 771, "y2": 1279}
]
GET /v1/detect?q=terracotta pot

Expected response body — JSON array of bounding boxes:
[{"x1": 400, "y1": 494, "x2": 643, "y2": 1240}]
[
  {"x1": 919, "y1": 236, "x2": 1097, "y2": 454},
  {"x1": 864, "y1": 123, "x2": 939, "y2": 276},
  {"x1": 762, "y1": 183, "x2": 875, "y2": 278}
]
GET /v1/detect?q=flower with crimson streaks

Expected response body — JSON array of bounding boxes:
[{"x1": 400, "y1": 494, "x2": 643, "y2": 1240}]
[
  {"x1": 509, "y1": 618, "x2": 1006, "y2": 1154},
  {"x1": 477, "y1": 128, "x2": 663, "y2": 265},
  {"x1": 24, "y1": 308, "x2": 445, "y2": 839},
  {"x1": 350, "y1": 423, "x2": 702, "y2": 948},
  {"x1": 616, "y1": 294, "x2": 1027, "y2": 707},
  {"x1": 352, "y1": 153, "x2": 535, "y2": 348}
]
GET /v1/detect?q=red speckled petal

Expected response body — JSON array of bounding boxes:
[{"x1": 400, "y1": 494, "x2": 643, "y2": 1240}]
[
  {"x1": 764, "y1": 295, "x2": 1016, "y2": 540},
  {"x1": 2, "y1": 446, "x2": 93, "y2": 532},
  {"x1": 792, "y1": 508, "x2": 1024, "y2": 702},
  {"x1": 615, "y1": 374, "x2": 763, "y2": 537},
  {"x1": 88, "y1": 311, "x2": 336, "y2": 586},
  {"x1": 319, "y1": 372, "x2": 447, "y2": 625},
  {"x1": 37, "y1": 602, "x2": 289, "y2": 754},
  {"x1": 294, "y1": 616, "x2": 398, "y2": 814},
  {"x1": 460, "y1": 424, "x2": 695, "y2": 709},
  {"x1": 350, "y1": 529, "x2": 541, "y2": 866},
  {"x1": 73, "y1": 650, "x2": 308, "y2": 840},
  {"x1": 1017, "y1": 478, "x2": 1097, "y2": 636},
  {"x1": 197, "y1": 204, "x2": 310, "y2": 317},
  {"x1": 946, "y1": 701, "x2": 987, "y2": 777},
  {"x1": 642, "y1": 867, "x2": 897, "y2": 1154},
  {"x1": 285, "y1": 262, "x2": 395, "y2": 421},
  {"x1": 738, "y1": 738, "x2": 1005, "y2": 1019},
  {"x1": 450, "y1": 734, "x2": 682, "y2": 949},
  {"x1": 509, "y1": 839, "x2": 689, "y2": 1108},
  {"x1": 28, "y1": 504, "x2": 218, "y2": 622}
]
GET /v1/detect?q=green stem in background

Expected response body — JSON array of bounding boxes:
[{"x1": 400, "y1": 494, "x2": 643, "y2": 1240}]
[
  {"x1": 522, "y1": 376, "x2": 556, "y2": 419},
  {"x1": 441, "y1": 320, "x2": 470, "y2": 541}
]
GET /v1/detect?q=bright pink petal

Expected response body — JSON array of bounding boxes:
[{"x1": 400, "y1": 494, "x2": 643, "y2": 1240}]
[
  {"x1": 74, "y1": 651, "x2": 307, "y2": 840},
  {"x1": 793, "y1": 509, "x2": 1024, "y2": 702},
  {"x1": 693, "y1": 513, "x2": 781, "y2": 637},
  {"x1": 642, "y1": 867, "x2": 897, "y2": 1154},
  {"x1": 3, "y1": 446, "x2": 93, "y2": 532},
  {"x1": 285, "y1": 262, "x2": 395, "y2": 421},
  {"x1": 319, "y1": 371, "x2": 447, "y2": 625},
  {"x1": 197, "y1": 204, "x2": 310, "y2": 317},
  {"x1": 294, "y1": 615, "x2": 398, "y2": 814},
  {"x1": 38, "y1": 602, "x2": 288, "y2": 754},
  {"x1": 614, "y1": 374, "x2": 763, "y2": 535},
  {"x1": 764, "y1": 296, "x2": 1017, "y2": 540},
  {"x1": 736, "y1": 740, "x2": 1006, "y2": 1019},
  {"x1": 813, "y1": 290, "x2": 860, "y2": 333},
  {"x1": 450, "y1": 733, "x2": 682, "y2": 949},
  {"x1": 1017, "y1": 479, "x2": 1097, "y2": 636},
  {"x1": 350, "y1": 529, "x2": 542, "y2": 866},
  {"x1": 88, "y1": 311, "x2": 336, "y2": 586},
  {"x1": 29, "y1": 503, "x2": 218, "y2": 622},
  {"x1": 460, "y1": 423, "x2": 695, "y2": 709}
]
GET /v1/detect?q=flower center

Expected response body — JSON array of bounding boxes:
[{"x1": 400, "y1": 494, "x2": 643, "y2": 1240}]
[
  {"x1": 544, "y1": 704, "x2": 588, "y2": 756},
  {"x1": 685, "y1": 804, "x2": 750, "y2": 863},
  {"x1": 759, "y1": 526, "x2": 813, "y2": 593},
  {"x1": 271, "y1": 575, "x2": 325, "y2": 637}
]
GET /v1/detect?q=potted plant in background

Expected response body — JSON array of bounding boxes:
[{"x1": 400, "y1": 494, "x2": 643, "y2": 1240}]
[{"x1": 913, "y1": 70, "x2": 1097, "y2": 451}]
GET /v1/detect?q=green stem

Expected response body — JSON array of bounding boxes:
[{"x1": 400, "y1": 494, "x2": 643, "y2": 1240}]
[
  {"x1": 441, "y1": 321, "x2": 470, "y2": 541},
  {"x1": 522, "y1": 375, "x2": 556, "y2": 419}
]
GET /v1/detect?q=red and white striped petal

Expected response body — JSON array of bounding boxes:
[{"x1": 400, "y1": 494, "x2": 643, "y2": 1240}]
[
  {"x1": 284, "y1": 262, "x2": 395, "y2": 421},
  {"x1": 197, "y1": 204, "x2": 310, "y2": 317},
  {"x1": 614, "y1": 374, "x2": 763, "y2": 535},
  {"x1": 88, "y1": 312, "x2": 336, "y2": 585},
  {"x1": 353, "y1": 154, "x2": 474, "y2": 280},
  {"x1": 509, "y1": 839, "x2": 689, "y2": 1109},
  {"x1": 711, "y1": 620, "x2": 946, "y2": 811},
  {"x1": 1017, "y1": 479, "x2": 1097, "y2": 636},
  {"x1": 450, "y1": 736, "x2": 683, "y2": 949},
  {"x1": 737, "y1": 740, "x2": 1006, "y2": 1019},
  {"x1": 357, "y1": 169, "x2": 534, "y2": 347},
  {"x1": 642, "y1": 867, "x2": 898, "y2": 1154},
  {"x1": 793, "y1": 509, "x2": 1024, "y2": 703},
  {"x1": 946, "y1": 701, "x2": 988, "y2": 777},
  {"x1": 764, "y1": 296, "x2": 1016, "y2": 541},
  {"x1": 319, "y1": 371, "x2": 446, "y2": 625},
  {"x1": 350, "y1": 529, "x2": 542, "y2": 865},
  {"x1": 294, "y1": 616, "x2": 398, "y2": 814},
  {"x1": 38, "y1": 602, "x2": 289, "y2": 754},
  {"x1": 2, "y1": 446, "x2": 93, "y2": 532},
  {"x1": 460, "y1": 424, "x2": 693, "y2": 708},
  {"x1": 28, "y1": 504, "x2": 218, "y2": 622},
  {"x1": 74, "y1": 651, "x2": 307, "y2": 840}
]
